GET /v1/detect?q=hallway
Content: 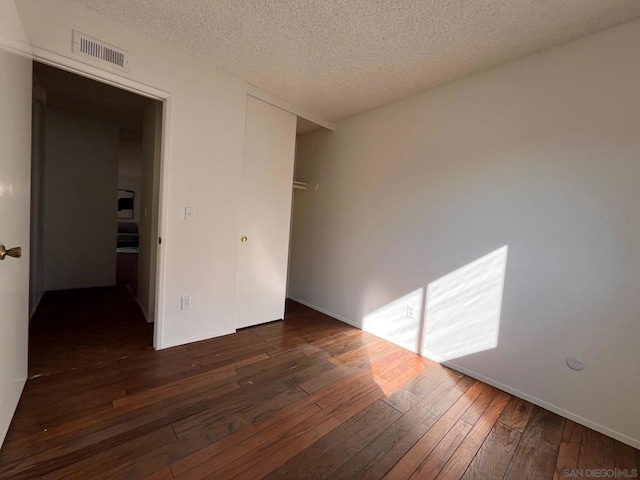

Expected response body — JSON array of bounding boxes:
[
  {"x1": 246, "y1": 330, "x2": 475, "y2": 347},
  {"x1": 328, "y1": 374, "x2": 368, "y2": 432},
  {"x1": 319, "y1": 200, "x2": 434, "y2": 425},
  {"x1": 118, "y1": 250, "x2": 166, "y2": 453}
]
[{"x1": 29, "y1": 286, "x2": 152, "y2": 377}]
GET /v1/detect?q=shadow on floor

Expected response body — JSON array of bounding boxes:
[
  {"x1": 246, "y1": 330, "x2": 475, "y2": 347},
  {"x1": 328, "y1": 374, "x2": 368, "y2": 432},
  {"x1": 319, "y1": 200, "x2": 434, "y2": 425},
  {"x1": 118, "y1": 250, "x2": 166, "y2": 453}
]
[{"x1": 29, "y1": 286, "x2": 153, "y2": 377}]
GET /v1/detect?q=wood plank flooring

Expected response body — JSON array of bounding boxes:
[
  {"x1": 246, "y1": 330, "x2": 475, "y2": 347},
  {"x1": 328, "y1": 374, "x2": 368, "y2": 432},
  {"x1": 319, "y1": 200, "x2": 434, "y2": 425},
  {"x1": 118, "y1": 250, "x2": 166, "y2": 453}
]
[
  {"x1": 28, "y1": 287, "x2": 153, "y2": 377},
  {"x1": 1, "y1": 292, "x2": 638, "y2": 479}
]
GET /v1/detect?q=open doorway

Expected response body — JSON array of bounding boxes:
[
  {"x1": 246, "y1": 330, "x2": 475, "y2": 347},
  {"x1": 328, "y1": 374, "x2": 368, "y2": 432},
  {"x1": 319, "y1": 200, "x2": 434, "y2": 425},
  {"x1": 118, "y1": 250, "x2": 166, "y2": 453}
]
[{"x1": 28, "y1": 62, "x2": 163, "y2": 376}]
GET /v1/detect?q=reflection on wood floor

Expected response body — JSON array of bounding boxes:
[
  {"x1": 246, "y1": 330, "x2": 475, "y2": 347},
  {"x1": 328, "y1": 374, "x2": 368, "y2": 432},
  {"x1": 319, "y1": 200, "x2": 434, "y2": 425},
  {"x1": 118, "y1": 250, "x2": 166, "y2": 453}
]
[
  {"x1": 0, "y1": 295, "x2": 637, "y2": 479},
  {"x1": 28, "y1": 286, "x2": 152, "y2": 377}
]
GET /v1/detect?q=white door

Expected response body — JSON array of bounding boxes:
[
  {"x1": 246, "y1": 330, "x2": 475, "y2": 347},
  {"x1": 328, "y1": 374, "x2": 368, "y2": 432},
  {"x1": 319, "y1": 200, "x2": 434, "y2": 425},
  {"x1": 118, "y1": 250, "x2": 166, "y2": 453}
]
[
  {"x1": 0, "y1": 3, "x2": 32, "y2": 446},
  {"x1": 236, "y1": 96, "x2": 296, "y2": 328}
]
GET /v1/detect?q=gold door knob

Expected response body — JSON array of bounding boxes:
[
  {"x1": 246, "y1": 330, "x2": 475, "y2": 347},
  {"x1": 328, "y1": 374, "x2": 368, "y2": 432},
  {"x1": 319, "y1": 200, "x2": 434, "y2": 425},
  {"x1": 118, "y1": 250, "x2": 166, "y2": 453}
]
[
  {"x1": 240, "y1": 235, "x2": 248, "y2": 243},
  {"x1": 0, "y1": 245, "x2": 21, "y2": 260}
]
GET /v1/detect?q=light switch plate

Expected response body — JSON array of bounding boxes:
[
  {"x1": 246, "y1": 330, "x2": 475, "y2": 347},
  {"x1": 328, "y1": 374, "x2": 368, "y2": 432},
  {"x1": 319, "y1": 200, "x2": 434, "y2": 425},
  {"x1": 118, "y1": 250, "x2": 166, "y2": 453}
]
[{"x1": 185, "y1": 207, "x2": 195, "y2": 221}]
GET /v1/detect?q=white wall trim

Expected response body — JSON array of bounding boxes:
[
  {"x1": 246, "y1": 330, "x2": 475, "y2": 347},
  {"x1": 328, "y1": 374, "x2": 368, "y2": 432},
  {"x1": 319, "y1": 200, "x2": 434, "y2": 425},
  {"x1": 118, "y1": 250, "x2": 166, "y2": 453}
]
[
  {"x1": 136, "y1": 297, "x2": 150, "y2": 322},
  {"x1": 287, "y1": 296, "x2": 640, "y2": 450},
  {"x1": 29, "y1": 47, "x2": 171, "y2": 353},
  {"x1": 288, "y1": 296, "x2": 360, "y2": 328},
  {"x1": 28, "y1": 290, "x2": 44, "y2": 320},
  {"x1": 31, "y1": 47, "x2": 168, "y2": 100},
  {"x1": 0, "y1": 37, "x2": 32, "y2": 59},
  {"x1": 290, "y1": 295, "x2": 426, "y2": 355},
  {"x1": 160, "y1": 328, "x2": 236, "y2": 350},
  {"x1": 443, "y1": 361, "x2": 640, "y2": 450},
  {"x1": 288, "y1": 295, "x2": 419, "y2": 352},
  {"x1": 247, "y1": 84, "x2": 335, "y2": 131},
  {"x1": 153, "y1": 96, "x2": 171, "y2": 349}
]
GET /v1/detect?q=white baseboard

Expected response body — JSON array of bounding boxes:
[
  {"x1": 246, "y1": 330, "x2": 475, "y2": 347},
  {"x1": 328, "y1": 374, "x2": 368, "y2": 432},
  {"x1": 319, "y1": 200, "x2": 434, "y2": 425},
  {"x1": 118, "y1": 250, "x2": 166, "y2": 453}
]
[
  {"x1": 29, "y1": 290, "x2": 45, "y2": 320},
  {"x1": 288, "y1": 296, "x2": 362, "y2": 329},
  {"x1": 158, "y1": 328, "x2": 236, "y2": 350},
  {"x1": 287, "y1": 296, "x2": 640, "y2": 450},
  {"x1": 443, "y1": 361, "x2": 640, "y2": 450},
  {"x1": 135, "y1": 298, "x2": 151, "y2": 323}
]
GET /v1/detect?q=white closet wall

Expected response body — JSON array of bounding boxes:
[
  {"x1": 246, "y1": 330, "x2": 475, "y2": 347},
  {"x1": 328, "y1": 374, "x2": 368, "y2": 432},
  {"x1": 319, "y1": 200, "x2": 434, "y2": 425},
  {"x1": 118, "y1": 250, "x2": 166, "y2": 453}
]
[{"x1": 236, "y1": 96, "x2": 297, "y2": 328}]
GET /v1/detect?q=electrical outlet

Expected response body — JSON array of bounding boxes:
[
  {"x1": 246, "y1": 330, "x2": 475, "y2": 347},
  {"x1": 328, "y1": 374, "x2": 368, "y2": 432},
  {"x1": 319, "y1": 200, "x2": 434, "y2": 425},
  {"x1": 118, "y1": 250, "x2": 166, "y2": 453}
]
[
  {"x1": 566, "y1": 356, "x2": 585, "y2": 371},
  {"x1": 181, "y1": 296, "x2": 191, "y2": 310},
  {"x1": 406, "y1": 304, "x2": 416, "y2": 319}
]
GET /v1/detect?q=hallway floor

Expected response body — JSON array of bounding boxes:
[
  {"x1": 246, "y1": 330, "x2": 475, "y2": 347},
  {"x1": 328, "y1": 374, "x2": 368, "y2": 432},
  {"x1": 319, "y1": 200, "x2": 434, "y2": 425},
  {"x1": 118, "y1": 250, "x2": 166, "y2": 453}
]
[{"x1": 28, "y1": 286, "x2": 153, "y2": 377}]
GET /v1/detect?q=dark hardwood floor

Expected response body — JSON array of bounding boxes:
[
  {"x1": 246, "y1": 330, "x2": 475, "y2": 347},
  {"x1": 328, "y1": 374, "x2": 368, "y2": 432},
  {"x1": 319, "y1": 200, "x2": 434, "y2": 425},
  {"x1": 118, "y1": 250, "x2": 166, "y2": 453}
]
[
  {"x1": 28, "y1": 286, "x2": 153, "y2": 377},
  {"x1": 116, "y1": 252, "x2": 139, "y2": 295},
  {"x1": 1, "y1": 294, "x2": 637, "y2": 479}
]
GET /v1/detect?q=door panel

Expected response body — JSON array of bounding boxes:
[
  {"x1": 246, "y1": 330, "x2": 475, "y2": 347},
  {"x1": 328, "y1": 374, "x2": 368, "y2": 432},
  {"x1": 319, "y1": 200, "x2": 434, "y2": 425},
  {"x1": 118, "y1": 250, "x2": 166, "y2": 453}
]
[
  {"x1": 0, "y1": 4, "x2": 32, "y2": 446},
  {"x1": 236, "y1": 97, "x2": 296, "y2": 328}
]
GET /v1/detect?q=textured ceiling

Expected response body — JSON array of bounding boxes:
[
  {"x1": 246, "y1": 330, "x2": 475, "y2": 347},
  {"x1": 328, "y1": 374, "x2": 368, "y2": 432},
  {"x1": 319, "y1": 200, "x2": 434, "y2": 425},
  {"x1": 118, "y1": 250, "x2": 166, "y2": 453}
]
[{"x1": 73, "y1": 0, "x2": 640, "y2": 122}]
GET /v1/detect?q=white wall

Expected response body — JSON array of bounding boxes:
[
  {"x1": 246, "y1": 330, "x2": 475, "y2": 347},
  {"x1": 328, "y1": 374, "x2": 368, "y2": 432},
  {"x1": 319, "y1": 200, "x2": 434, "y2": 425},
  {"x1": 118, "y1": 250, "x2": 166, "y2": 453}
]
[
  {"x1": 138, "y1": 101, "x2": 162, "y2": 322},
  {"x1": 43, "y1": 107, "x2": 119, "y2": 290},
  {"x1": 118, "y1": 140, "x2": 142, "y2": 225},
  {"x1": 16, "y1": 0, "x2": 248, "y2": 347},
  {"x1": 289, "y1": 19, "x2": 640, "y2": 448}
]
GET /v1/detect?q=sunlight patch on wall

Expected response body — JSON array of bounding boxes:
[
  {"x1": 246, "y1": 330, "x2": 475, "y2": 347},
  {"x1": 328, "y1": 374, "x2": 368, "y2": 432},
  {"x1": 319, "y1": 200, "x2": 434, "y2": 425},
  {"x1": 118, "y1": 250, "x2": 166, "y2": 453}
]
[
  {"x1": 422, "y1": 246, "x2": 508, "y2": 362},
  {"x1": 362, "y1": 288, "x2": 424, "y2": 353}
]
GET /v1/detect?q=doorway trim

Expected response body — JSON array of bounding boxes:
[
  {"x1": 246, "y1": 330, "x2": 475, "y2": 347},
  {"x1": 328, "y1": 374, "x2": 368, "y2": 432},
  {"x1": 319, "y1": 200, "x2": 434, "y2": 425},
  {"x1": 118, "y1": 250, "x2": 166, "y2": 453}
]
[{"x1": 31, "y1": 46, "x2": 170, "y2": 349}]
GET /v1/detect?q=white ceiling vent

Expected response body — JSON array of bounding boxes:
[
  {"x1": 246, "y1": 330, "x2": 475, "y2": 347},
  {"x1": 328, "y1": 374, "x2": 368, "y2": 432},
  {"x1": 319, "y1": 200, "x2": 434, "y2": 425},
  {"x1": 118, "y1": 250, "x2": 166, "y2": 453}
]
[{"x1": 72, "y1": 31, "x2": 129, "y2": 73}]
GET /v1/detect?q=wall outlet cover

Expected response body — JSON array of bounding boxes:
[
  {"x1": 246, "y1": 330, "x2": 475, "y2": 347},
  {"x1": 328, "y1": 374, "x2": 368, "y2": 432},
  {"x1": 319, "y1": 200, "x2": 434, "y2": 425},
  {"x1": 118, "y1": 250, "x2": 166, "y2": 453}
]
[
  {"x1": 566, "y1": 356, "x2": 585, "y2": 371},
  {"x1": 181, "y1": 296, "x2": 191, "y2": 310}
]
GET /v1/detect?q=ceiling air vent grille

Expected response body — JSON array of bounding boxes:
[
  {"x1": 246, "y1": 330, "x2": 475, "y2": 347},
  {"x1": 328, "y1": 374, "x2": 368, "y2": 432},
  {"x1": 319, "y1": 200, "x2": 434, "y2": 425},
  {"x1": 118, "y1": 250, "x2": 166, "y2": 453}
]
[{"x1": 72, "y1": 31, "x2": 129, "y2": 72}]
